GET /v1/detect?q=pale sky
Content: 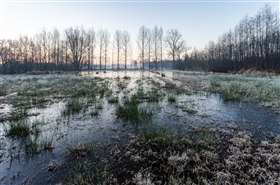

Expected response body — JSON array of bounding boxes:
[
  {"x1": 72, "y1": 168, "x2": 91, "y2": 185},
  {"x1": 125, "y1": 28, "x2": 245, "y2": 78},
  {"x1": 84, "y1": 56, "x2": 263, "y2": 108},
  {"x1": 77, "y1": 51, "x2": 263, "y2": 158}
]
[{"x1": 0, "y1": 0, "x2": 279, "y2": 51}]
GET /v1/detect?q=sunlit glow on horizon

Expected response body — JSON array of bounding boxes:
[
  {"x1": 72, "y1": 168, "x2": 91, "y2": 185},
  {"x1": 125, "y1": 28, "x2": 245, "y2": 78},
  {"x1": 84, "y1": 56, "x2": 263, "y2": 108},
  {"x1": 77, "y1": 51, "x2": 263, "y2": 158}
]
[{"x1": 0, "y1": 0, "x2": 279, "y2": 56}]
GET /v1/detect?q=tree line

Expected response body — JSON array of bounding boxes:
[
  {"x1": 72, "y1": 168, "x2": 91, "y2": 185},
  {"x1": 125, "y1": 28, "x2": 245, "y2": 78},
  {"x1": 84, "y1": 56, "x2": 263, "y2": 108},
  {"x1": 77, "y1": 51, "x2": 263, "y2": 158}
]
[
  {"x1": 0, "y1": 4, "x2": 279, "y2": 74},
  {"x1": 0, "y1": 24, "x2": 188, "y2": 73},
  {"x1": 181, "y1": 4, "x2": 280, "y2": 72}
]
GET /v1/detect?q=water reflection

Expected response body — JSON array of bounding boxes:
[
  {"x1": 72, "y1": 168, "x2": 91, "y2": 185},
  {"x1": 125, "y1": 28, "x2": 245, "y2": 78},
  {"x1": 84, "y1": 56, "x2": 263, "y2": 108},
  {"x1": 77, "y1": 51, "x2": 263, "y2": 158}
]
[{"x1": 81, "y1": 70, "x2": 157, "y2": 79}]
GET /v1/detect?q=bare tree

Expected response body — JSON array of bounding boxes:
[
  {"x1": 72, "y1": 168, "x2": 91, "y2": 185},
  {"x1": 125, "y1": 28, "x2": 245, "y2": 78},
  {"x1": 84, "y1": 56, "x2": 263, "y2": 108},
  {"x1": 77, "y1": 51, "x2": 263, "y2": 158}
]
[
  {"x1": 176, "y1": 40, "x2": 187, "y2": 62},
  {"x1": 146, "y1": 28, "x2": 152, "y2": 69},
  {"x1": 185, "y1": 4, "x2": 280, "y2": 72},
  {"x1": 39, "y1": 28, "x2": 48, "y2": 64},
  {"x1": 103, "y1": 29, "x2": 110, "y2": 70},
  {"x1": 114, "y1": 30, "x2": 122, "y2": 69},
  {"x1": 51, "y1": 28, "x2": 60, "y2": 67},
  {"x1": 34, "y1": 34, "x2": 42, "y2": 66},
  {"x1": 29, "y1": 39, "x2": 36, "y2": 63},
  {"x1": 0, "y1": 39, "x2": 10, "y2": 64},
  {"x1": 112, "y1": 39, "x2": 114, "y2": 69},
  {"x1": 97, "y1": 29, "x2": 105, "y2": 69},
  {"x1": 65, "y1": 26, "x2": 90, "y2": 70},
  {"x1": 137, "y1": 26, "x2": 147, "y2": 69},
  {"x1": 19, "y1": 36, "x2": 30, "y2": 63},
  {"x1": 47, "y1": 31, "x2": 52, "y2": 63},
  {"x1": 158, "y1": 27, "x2": 164, "y2": 69},
  {"x1": 152, "y1": 25, "x2": 160, "y2": 69},
  {"x1": 61, "y1": 39, "x2": 69, "y2": 67},
  {"x1": 87, "y1": 28, "x2": 95, "y2": 69},
  {"x1": 122, "y1": 30, "x2": 131, "y2": 70},
  {"x1": 165, "y1": 29, "x2": 186, "y2": 68}
]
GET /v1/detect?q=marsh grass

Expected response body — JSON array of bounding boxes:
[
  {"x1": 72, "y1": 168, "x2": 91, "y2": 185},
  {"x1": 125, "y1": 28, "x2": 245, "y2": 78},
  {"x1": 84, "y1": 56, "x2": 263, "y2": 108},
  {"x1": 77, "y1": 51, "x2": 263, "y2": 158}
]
[
  {"x1": 97, "y1": 102, "x2": 103, "y2": 110},
  {"x1": 163, "y1": 80, "x2": 184, "y2": 95},
  {"x1": 24, "y1": 135, "x2": 39, "y2": 155},
  {"x1": 2, "y1": 73, "x2": 280, "y2": 184},
  {"x1": 69, "y1": 160, "x2": 93, "y2": 184},
  {"x1": 65, "y1": 159, "x2": 112, "y2": 185},
  {"x1": 72, "y1": 87, "x2": 88, "y2": 98},
  {"x1": 47, "y1": 159, "x2": 62, "y2": 172},
  {"x1": 164, "y1": 82, "x2": 176, "y2": 91},
  {"x1": 63, "y1": 98, "x2": 85, "y2": 116},
  {"x1": 90, "y1": 108, "x2": 99, "y2": 117},
  {"x1": 31, "y1": 97, "x2": 46, "y2": 108},
  {"x1": 150, "y1": 79, "x2": 161, "y2": 87},
  {"x1": 8, "y1": 107, "x2": 28, "y2": 121},
  {"x1": 88, "y1": 101, "x2": 103, "y2": 117},
  {"x1": 24, "y1": 135, "x2": 54, "y2": 156},
  {"x1": 105, "y1": 89, "x2": 113, "y2": 98},
  {"x1": 66, "y1": 142, "x2": 94, "y2": 158},
  {"x1": 108, "y1": 96, "x2": 119, "y2": 104},
  {"x1": 40, "y1": 136, "x2": 54, "y2": 150},
  {"x1": 136, "y1": 87, "x2": 145, "y2": 99},
  {"x1": 117, "y1": 80, "x2": 127, "y2": 90},
  {"x1": 182, "y1": 108, "x2": 197, "y2": 114},
  {"x1": 115, "y1": 97, "x2": 137, "y2": 121},
  {"x1": 5, "y1": 120, "x2": 30, "y2": 137},
  {"x1": 210, "y1": 75, "x2": 280, "y2": 102},
  {"x1": 0, "y1": 84, "x2": 7, "y2": 96},
  {"x1": 98, "y1": 86, "x2": 108, "y2": 98},
  {"x1": 121, "y1": 125, "x2": 220, "y2": 184},
  {"x1": 141, "y1": 124, "x2": 177, "y2": 148},
  {"x1": 147, "y1": 88, "x2": 161, "y2": 102},
  {"x1": 191, "y1": 127, "x2": 215, "y2": 150},
  {"x1": 123, "y1": 76, "x2": 131, "y2": 80},
  {"x1": 31, "y1": 118, "x2": 45, "y2": 126},
  {"x1": 5, "y1": 121, "x2": 53, "y2": 155},
  {"x1": 30, "y1": 119, "x2": 45, "y2": 135},
  {"x1": 10, "y1": 96, "x2": 33, "y2": 109},
  {"x1": 116, "y1": 96, "x2": 152, "y2": 122},
  {"x1": 18, "y1": 87, "x2": 37, "y2": 97},
  {"x1": 178, "y1": 73, "x2": 280, "y2": 112},
  {"x1": 168, "y1": 94, "x2": 176, "y2": 103}
]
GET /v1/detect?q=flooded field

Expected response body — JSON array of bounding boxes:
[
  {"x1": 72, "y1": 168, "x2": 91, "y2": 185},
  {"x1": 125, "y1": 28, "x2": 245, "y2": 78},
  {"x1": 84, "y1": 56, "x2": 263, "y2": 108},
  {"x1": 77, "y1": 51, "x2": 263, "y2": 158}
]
[{"x1": 0, "y1": 70, "x2": 279, "y2": 184}]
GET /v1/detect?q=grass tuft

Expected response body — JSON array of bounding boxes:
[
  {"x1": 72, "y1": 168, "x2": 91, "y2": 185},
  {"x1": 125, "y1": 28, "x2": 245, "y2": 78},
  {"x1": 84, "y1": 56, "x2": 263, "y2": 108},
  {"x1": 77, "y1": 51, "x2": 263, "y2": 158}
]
[
  {"x1": 8, "y1": 108, "x2": 28, "y2": 121},
  {"x1": 63, "y1": 98, "x2": 84, "y2": 116},
  {"x1": 0, "y1": 85, "x2": 7, "y2": 96},
  {"x1": 141, "y1": 124, "x2": 176, "y2": 148},
  {"x1": 116, "y1": 96, "x2": 152, "y2": 122},
  {"x1": 168, "y1": 94, "x2": 176, "y2": 102},
  {"x1": 40, "y1": 136, "x2": 54, "y2": 151},
  {"x1": 66, "y1": 142, "x2": 94, "y2": 158},
  {"x1": 47, "y1": 160, "x2": 62, "y2": 172},
  {"x1": 5, "y1": 120, "x2": 30, "y2": 137},
  {"x1": 108, "y1": 96, "x2": 119, "y2": 104},
  {"x1": 148, "y1": 89, "x2": 161, "y2": 102},
  {"x1": 192, "y1": 127, "x2": 215, "y2": 150},
  {"x1": 24, "y1": 135, "x2": 39, "y2": 155}
]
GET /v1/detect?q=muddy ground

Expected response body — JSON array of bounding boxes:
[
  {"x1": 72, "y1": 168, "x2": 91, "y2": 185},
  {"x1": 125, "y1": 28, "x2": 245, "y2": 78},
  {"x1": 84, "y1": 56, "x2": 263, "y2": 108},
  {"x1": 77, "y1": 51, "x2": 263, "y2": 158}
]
[{"x1": 0, "y1": 70, "x2": 279, "y2": 184}]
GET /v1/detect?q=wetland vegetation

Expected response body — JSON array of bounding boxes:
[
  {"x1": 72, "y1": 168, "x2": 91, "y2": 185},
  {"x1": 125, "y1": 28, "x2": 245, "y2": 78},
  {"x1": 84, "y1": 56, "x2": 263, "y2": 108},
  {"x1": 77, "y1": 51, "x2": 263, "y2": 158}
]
[
  {"x1": 0, "y1": 70, "x2": 279, "y2": 184},
  {"x1": 176, "y1": 71, "x2": 280, "y2": 113}
]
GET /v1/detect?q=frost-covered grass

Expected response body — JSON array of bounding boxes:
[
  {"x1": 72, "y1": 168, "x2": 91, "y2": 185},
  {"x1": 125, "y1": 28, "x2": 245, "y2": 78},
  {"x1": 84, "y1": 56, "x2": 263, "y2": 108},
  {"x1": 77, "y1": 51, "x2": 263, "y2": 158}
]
[
  {"x1": 116, "y1": 95, "x2": 152, "y2": 122},
  {"x1": 167, "y1": 94, "x2": 176, "y2": 102},
  {"x1": 141, "y1": 124, "x2": 177, "y2": 148},
  {"x1": 180, "y1": 73, "x2": 280, "y2": 112},
  {"x1": 116, "y1": 126, "x2": 280, "y2": 184},
  {"x1": 0, "y1": 83, "x2": 7, "y2": 96},
  {"x1": 62, "y1": 98, "x2": 85, "y2": 116},
  {"x1": 210, "y1": 74, "x2": 280, "y2": 101},
  {"x1": 1, "y1": 71, "x2": 280, "y2": 184},
  {"x1": 66, "y1": 141, "x2": 94, "y2": 158},
  {"x1": 5, "y1": 120, "x2": 30, "y2": 137}
]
